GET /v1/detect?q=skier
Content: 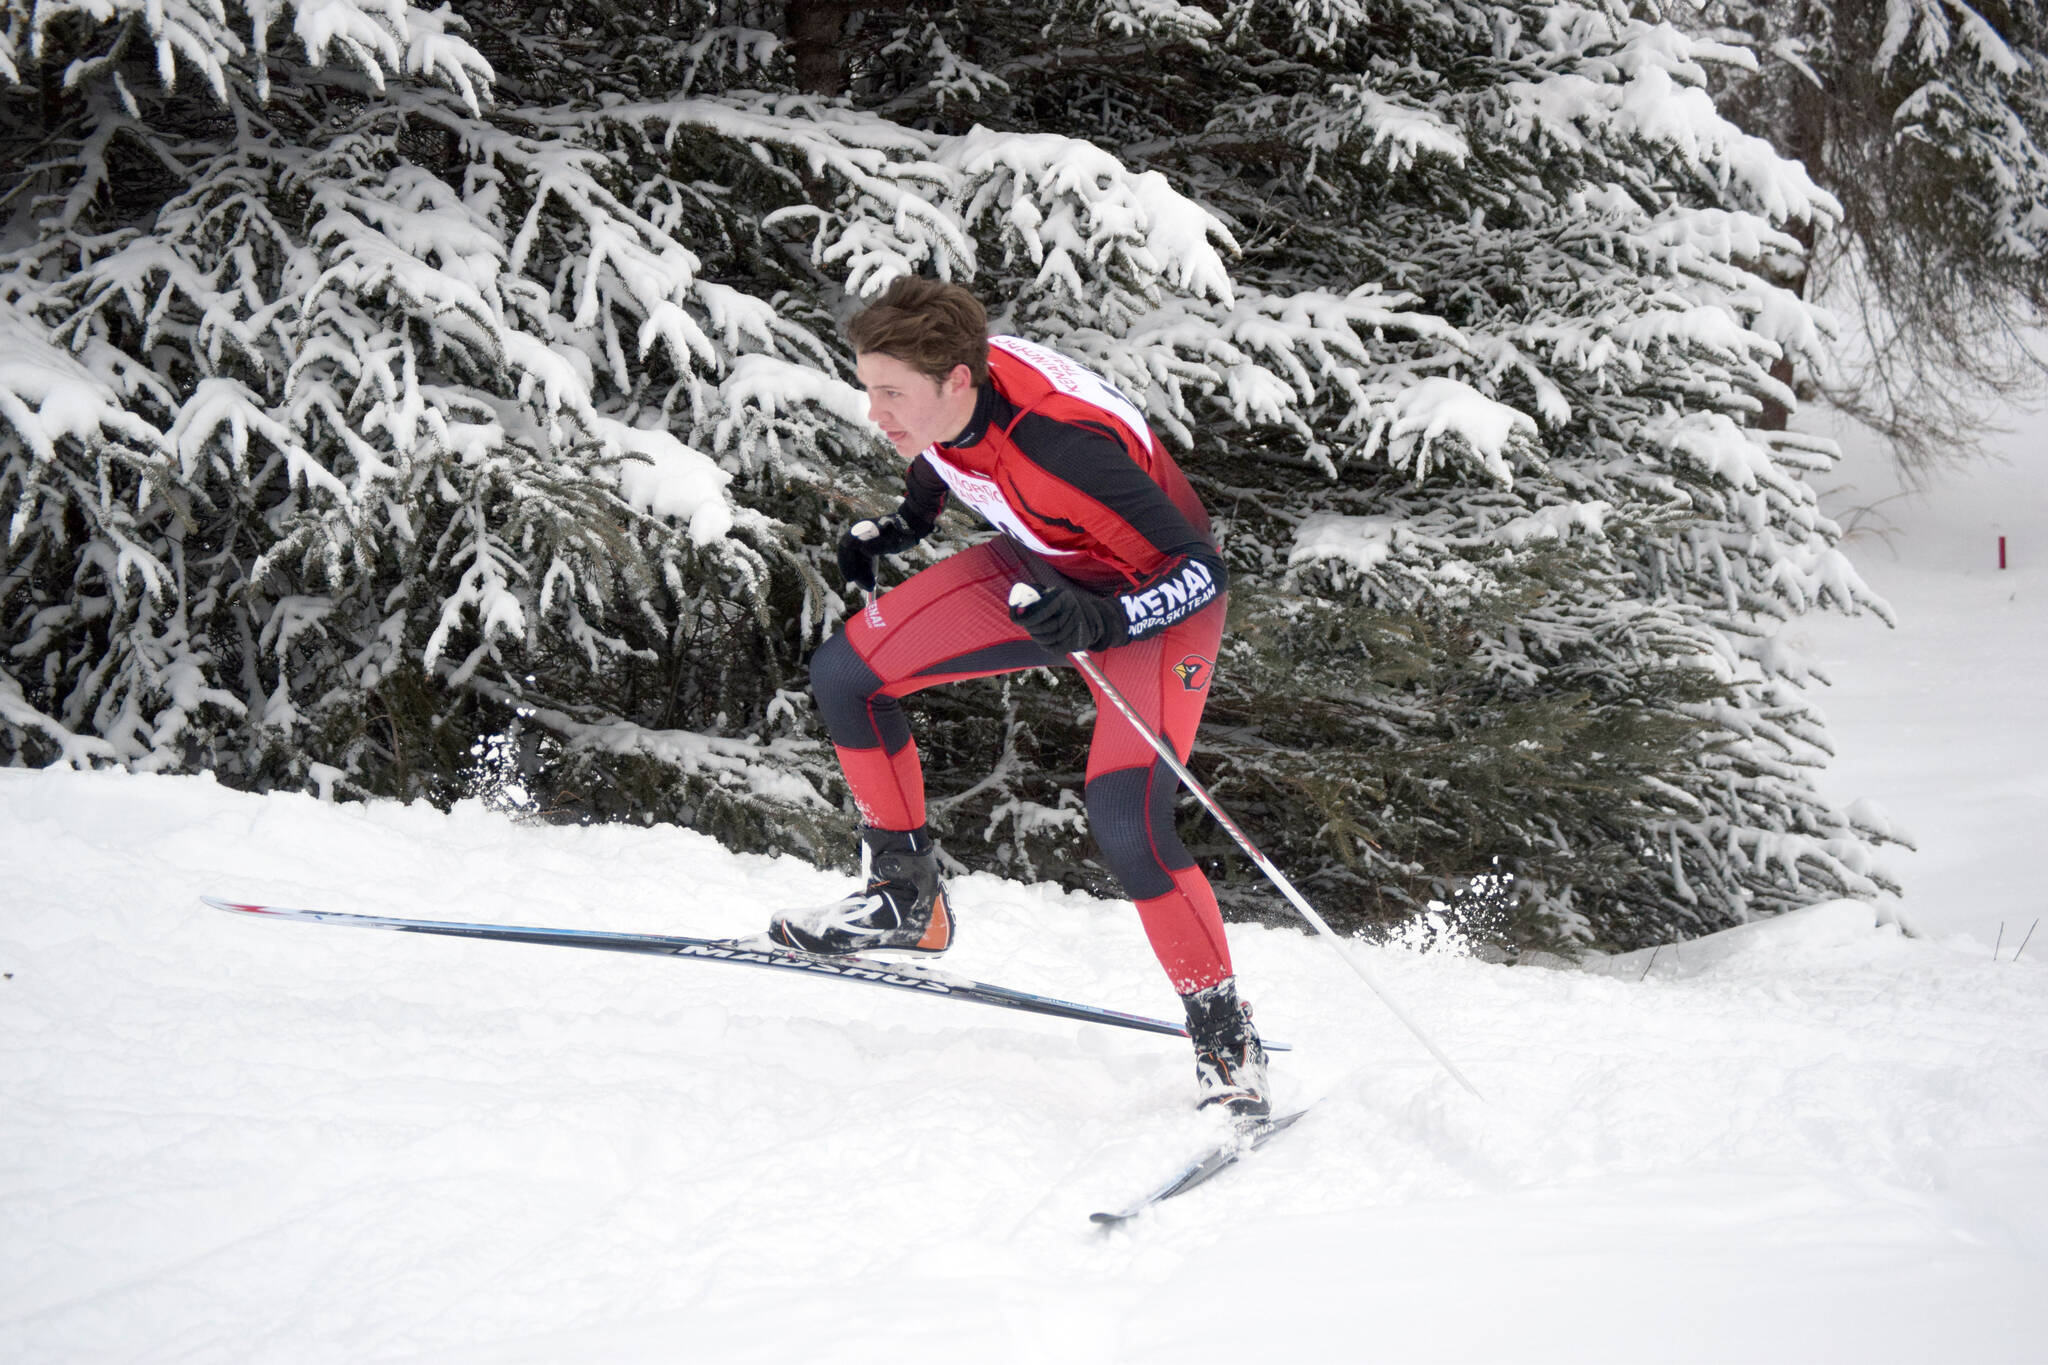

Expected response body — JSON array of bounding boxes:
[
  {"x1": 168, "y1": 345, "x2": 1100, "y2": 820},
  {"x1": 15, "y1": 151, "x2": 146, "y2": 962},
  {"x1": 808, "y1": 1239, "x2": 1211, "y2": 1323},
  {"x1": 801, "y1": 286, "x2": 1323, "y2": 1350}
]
[{"x1": 772, "y1": 278, "x2": 1269, "y2": 1116}]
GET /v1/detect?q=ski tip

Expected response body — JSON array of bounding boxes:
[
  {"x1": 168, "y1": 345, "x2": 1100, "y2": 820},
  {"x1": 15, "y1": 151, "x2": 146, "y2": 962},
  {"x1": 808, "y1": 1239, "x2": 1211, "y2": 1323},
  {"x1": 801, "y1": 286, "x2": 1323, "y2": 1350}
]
[{"x1": 201, "y1": 895, "x2": 275, "y2": 915}]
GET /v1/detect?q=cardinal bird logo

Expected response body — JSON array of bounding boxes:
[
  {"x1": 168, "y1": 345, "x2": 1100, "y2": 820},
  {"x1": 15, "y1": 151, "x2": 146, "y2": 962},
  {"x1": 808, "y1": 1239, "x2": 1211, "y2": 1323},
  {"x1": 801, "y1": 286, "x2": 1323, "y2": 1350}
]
[{"x1": 1173, "y1": 655, "x2": 1212, "y2": 691}]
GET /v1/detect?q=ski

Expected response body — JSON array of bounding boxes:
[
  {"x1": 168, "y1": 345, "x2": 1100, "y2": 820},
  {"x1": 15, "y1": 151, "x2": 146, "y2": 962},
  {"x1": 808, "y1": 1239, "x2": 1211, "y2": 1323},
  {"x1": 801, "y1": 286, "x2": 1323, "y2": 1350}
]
[
  {"x1": 1090, "y1": 1106, "x2": 1313, "y2": 1227},
  {"x1": 200, "y1": 895, "x2": 1289, "y2": 1050}
]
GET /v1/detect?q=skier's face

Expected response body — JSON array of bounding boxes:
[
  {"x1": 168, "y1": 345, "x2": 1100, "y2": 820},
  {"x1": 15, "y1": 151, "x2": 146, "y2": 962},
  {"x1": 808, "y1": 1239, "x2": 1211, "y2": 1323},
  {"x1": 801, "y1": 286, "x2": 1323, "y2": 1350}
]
[{"x1": 856, "y1": 351, "x2": 976, "y2": 458}]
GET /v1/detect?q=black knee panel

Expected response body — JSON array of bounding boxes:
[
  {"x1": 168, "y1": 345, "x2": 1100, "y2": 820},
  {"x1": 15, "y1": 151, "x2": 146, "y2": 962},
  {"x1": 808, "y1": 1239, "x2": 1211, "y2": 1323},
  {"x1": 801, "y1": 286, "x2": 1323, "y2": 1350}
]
[
  {"x1": 810, "y1": 632, "x2": 910, "y2": 752},
  {"x1": 1085, "y1": 760, "x2": 1193, "y2": 900}
]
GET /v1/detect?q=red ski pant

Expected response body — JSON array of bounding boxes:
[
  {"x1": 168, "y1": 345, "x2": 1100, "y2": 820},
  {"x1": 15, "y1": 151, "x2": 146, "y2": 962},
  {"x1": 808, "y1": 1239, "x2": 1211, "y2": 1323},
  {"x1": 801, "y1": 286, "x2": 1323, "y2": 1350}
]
[{"x1": 810, "y1": 539, "x2": 1233, "y2": 994}]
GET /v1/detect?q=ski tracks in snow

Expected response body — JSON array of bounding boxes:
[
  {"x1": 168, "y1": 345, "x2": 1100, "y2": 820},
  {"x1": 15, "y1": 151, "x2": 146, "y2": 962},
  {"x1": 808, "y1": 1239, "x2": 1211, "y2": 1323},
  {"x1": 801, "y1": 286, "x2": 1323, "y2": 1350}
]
[{"x1": 5, "y1": 769, "x2": 2048, "y2": 1362}]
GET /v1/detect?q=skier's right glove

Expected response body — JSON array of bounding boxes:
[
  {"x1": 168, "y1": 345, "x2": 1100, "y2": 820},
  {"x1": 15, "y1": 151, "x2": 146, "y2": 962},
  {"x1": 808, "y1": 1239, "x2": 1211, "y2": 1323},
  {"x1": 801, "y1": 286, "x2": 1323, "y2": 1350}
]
[
  {"x1": 835, "y1": 507, "x2": 931, "y2": 594},
  {"x1": 1007, "y1": 581, "x2": 1129, "y2": 654}
]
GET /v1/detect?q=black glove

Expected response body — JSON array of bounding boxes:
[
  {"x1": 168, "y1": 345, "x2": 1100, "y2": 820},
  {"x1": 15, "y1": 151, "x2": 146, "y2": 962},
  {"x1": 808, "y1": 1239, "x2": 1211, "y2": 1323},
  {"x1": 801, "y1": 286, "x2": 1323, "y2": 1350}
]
[
  {"x1": 835, "y1": 511, "x2": 928, "y2": 594},
  {"x1": 1008, "y1": 581, "x2": 1127, "y2": 654}
]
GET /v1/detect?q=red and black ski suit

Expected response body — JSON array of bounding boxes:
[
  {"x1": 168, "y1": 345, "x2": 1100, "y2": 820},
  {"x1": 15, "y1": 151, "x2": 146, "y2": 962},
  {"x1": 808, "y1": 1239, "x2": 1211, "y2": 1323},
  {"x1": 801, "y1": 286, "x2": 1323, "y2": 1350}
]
[{"x1": 813, "y1": 336, "x2": 1235, "y2": 995}]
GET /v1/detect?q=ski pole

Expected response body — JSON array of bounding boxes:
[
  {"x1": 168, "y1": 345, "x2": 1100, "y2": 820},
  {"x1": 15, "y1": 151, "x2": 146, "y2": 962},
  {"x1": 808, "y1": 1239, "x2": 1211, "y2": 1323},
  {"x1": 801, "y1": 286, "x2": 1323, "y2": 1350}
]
[
  {"x1": 1008, "y1": 583, "x2": 1483, "y2": 1099},
  {"x1": 857, "y1": 570, "x2": 880, "y2": 887}
]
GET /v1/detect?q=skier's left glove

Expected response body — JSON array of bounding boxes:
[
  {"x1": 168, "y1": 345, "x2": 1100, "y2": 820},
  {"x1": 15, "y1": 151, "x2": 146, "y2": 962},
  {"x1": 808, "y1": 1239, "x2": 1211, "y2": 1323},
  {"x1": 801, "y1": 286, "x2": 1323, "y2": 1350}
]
[
  {"x1": 1008, "y1": 582, "x2": 1128, "y2": 655},
  {"x1": 835, "y1": 508, "x2": 930, "y2": 594}
]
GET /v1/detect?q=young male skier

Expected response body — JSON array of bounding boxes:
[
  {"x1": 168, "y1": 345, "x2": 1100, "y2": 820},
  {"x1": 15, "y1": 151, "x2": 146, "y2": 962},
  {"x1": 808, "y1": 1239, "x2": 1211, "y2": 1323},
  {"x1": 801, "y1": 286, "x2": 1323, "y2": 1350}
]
[{"x1": 771, "y1": 277, "x2": 1269, "y2": 1117}]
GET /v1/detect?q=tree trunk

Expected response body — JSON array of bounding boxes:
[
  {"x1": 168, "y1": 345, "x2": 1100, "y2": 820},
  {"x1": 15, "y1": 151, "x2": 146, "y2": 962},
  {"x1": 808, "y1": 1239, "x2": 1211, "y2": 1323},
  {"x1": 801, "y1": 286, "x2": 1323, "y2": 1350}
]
[
  {"x1": 787, "y1": 1, "x2": 855, "y2": 97},
  {"x1": 1760, "y1": 10, "x2": 1830, "y2": 432}
]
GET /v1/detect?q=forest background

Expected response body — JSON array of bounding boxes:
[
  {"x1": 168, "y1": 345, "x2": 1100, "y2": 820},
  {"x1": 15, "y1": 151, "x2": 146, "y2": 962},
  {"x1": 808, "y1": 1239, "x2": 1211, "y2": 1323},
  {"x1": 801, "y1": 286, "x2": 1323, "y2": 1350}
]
[{"x1": 3, "y1": 0, "x2": 2043, "y2": 951}]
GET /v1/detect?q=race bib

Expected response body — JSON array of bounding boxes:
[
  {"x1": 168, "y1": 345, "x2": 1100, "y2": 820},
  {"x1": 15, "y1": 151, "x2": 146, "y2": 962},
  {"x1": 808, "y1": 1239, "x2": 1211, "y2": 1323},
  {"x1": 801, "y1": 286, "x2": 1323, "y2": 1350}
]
[{"x1": 919, "y1": 453, "x2": 1077, "y2": 558}]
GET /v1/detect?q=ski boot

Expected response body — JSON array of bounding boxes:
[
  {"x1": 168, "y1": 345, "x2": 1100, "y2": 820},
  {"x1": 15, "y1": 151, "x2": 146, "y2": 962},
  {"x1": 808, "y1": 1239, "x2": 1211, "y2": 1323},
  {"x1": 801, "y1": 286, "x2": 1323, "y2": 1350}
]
[
  {"x1": 1184, "y1": 977, "x2": 1271, "y2": 1118},
  {"x1": 769, "y1": 826, "x2": 952, "y2": 956}
]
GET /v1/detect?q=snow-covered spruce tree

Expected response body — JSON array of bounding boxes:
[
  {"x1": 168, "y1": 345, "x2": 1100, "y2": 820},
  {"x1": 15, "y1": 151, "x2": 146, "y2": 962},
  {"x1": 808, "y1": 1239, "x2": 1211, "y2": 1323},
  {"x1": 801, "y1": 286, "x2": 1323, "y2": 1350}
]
[
  {"x1": 786, "y1": 0, "x2": 1900, "y2": 950},
  {"x1": 0, "y1": 1, "x2": 868, "y2": 843},
  {"x1": 1690, "y1": 0, "x2": 2048, "y2": 467},
  {"x1": 1, "y1": 1, "x2": 1896, "y2": 949},
  {"x1": 0, "y1": 0, "x2": 1279, "y2": 849}
]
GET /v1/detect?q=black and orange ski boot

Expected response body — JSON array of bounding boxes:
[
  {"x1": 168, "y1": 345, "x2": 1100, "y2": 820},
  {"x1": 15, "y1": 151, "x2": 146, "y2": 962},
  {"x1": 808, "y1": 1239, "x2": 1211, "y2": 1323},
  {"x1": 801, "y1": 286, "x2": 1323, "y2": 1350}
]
[
  {"x1": 769, "y1": 826, "x2": 953, "y2": 957},
  {"x1": 1184, "y1": 977, "x2": 1271, "y2": 1117}
]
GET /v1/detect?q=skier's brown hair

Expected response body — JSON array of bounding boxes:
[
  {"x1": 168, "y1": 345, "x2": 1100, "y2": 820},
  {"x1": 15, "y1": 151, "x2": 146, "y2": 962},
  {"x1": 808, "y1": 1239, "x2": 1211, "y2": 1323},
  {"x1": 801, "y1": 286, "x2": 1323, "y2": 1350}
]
[{"x1": 846, "y1": 278, "x2": 989, "y2": 387}]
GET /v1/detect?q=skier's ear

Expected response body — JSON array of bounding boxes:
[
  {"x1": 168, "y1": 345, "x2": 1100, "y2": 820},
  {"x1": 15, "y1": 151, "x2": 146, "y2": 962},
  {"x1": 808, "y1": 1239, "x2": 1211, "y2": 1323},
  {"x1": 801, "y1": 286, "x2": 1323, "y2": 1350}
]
[{"x1": 941, "y1": 362, "x2": 975, "y2": 396}]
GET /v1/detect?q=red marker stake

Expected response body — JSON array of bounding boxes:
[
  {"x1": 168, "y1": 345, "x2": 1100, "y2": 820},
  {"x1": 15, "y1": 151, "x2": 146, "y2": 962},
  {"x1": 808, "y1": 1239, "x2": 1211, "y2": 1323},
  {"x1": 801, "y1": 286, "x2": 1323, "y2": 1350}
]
[{"x1": 1999, "y1": 535, "x2": 2007, "y2": 570}]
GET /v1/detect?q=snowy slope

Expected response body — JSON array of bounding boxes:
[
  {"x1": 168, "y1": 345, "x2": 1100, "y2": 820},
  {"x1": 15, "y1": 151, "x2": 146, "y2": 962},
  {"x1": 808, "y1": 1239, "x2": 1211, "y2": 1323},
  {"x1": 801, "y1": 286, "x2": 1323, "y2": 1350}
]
[
  {"x1": 1793, "y1": 404, "x2": 2048, "y2": 950},
  {"x1": 6, "y1": 405, "x2": 2048, "y2": 1363},
  {"x1": 4, "y1": 765, "x2": 2047, "y2": 1364}
]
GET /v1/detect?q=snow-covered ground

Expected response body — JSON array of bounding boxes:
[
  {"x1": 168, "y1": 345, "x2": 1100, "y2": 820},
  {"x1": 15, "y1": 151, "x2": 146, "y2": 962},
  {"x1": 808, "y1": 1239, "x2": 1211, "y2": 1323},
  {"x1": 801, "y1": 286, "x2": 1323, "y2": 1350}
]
[
  {"x1": 4, "y1": 414, "x2": 2046, "y2": 1363},
  {"x1": 1796, "y1": 406, "x2": 2048, "y2": 953}
]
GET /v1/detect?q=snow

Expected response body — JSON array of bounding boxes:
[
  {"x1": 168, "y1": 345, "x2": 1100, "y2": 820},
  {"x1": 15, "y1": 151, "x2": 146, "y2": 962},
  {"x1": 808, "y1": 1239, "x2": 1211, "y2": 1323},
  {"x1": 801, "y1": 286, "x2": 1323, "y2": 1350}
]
[
  {"x1": 4, "y1": 412, "x2": 2048, "y2": 1360},
  {"x1": 1375, "y1": 374, "x2": 1535, "y2": 484},
  {"x1": 0, "y1": 309, "x2": 161, "y2": 464},
  {"x1": 1789, "y1": 402, "x2": 2048, "y2": 954},
  {"x1": 1289, "y1": 510, "x2": 1411, "y2": 574},
  {"x1": 290, "y1": 0, "x2": 494, "y2": 113},
  {"x1": 604, "y1": 419, "x2": 733, "y2": 545},
  {"x1": 1336, "y1": 83, "x2": 1472, "y2": 169},
  {"x1": 943, "y1": 127, "x2": 1239, "y2": 306}
]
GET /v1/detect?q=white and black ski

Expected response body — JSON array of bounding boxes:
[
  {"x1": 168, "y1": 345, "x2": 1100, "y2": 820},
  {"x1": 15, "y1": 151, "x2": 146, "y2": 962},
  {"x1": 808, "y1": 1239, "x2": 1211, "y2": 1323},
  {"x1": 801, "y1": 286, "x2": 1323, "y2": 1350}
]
[
  {"x1": 1091, "y1": 1106, "x2": 1313, "y2": 1227},
  {"x1": 200, "y1": 895, "x2": 1290, "y2": 1050}
]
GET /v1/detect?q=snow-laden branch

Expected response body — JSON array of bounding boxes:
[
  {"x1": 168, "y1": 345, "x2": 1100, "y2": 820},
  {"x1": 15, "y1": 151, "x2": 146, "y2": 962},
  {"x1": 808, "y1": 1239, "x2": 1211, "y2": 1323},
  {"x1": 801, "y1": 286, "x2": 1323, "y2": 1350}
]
[{"x1": 11, "y1": 0, "x2": 492, "y2": 111}]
